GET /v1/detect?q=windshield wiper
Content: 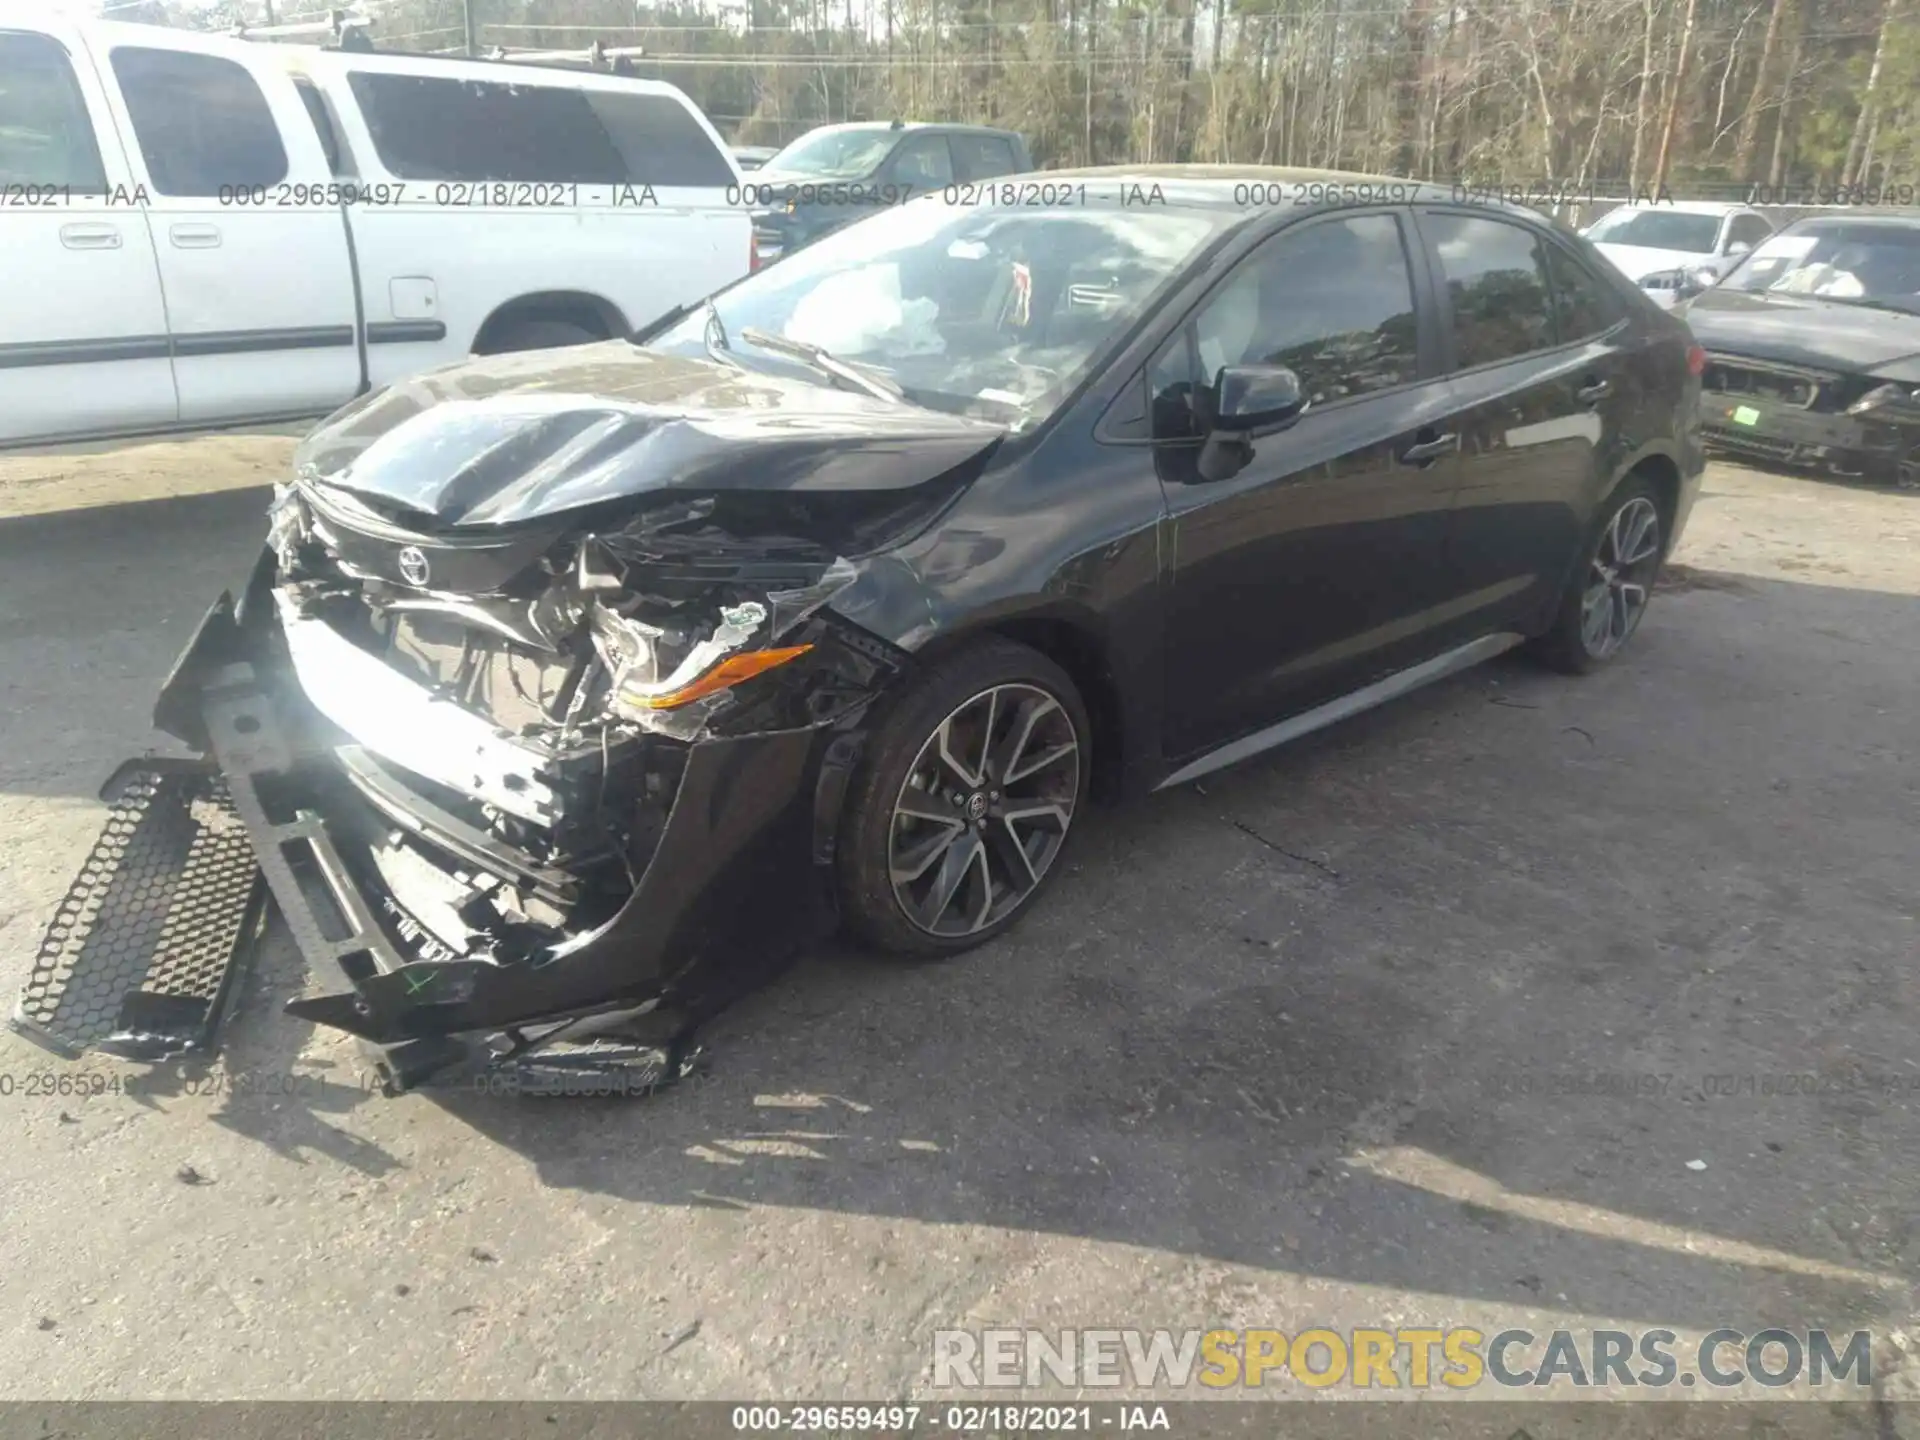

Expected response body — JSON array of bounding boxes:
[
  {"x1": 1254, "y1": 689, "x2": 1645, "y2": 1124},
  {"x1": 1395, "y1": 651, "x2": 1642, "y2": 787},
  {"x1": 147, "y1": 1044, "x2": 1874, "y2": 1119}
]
[
  {"x1": 738, "y1": 327, "x2": 906, "y2": 404},
  {"x1": 702, "y1": 299, "x2": 747, "y2": 369}
]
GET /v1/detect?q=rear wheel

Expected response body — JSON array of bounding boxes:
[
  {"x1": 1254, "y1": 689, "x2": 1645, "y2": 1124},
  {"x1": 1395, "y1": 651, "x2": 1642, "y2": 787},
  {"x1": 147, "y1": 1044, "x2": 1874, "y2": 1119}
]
[
  {"x1": 484, "y1": 318, "x2": 603, "y2": 354},
  {"x1": 1531, "y1": 476, "x2": 1666, "y2": 674},
  {"x1": 837, "y1": 639, "x2": 1089, "y2": 958}
]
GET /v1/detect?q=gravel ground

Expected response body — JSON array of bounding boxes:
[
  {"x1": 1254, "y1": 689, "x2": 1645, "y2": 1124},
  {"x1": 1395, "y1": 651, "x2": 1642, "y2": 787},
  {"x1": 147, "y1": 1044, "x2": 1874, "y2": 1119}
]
[{"x1": 0, "y1": 436, "x2": 1914, "y2": 1407}]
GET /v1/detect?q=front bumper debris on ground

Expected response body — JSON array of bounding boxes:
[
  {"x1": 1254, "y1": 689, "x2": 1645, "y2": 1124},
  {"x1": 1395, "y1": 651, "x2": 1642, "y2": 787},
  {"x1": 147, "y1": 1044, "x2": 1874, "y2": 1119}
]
[{"x1": 13, "y1": 540, "x2": 907, "y2": 1096}]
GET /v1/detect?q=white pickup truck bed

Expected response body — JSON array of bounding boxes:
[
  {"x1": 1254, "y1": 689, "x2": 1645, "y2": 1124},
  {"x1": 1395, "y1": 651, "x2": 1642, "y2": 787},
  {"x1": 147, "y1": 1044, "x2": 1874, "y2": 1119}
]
[{"x1": 0, "y1": 20, "x2": 752, "y2": 447}]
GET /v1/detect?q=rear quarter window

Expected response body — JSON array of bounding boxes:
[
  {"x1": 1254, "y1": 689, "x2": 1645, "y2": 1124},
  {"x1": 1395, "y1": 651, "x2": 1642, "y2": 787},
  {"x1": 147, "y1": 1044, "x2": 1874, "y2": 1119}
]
[
  {"x1": 347, "y1": 71, "x2": 730, "y2": 187},
  {"x1": 589, "y1": 91, "x2": 733, "y2": 186}
]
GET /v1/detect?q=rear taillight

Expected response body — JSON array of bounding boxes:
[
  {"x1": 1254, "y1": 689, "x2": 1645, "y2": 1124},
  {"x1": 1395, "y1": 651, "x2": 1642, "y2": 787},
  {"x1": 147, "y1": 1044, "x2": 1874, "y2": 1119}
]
[{"x1": 1686, "y1": 343, "x2": 1706, "y2": 377}]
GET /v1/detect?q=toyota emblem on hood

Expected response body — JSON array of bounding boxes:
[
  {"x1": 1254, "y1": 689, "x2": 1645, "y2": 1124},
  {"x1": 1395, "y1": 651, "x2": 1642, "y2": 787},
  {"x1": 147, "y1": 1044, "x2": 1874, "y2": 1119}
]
[{"x1": 397, "y1": 546, "x2": 431, "y2": 588}]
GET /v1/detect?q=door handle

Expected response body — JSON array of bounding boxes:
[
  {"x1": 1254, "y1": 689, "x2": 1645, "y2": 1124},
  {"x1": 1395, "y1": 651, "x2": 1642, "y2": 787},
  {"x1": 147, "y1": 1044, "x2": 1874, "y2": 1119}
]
[
  {"x1": 1577, "y1": 378, "x2": 1613, "y2": 405},
  {"x1": 59, "y1": 223, "x2": 122, "y2": 250},
  {"x1": 169, "y1": 224, "x2": 222, "y2": 249},
  {"x1": 1398, "y1": 431, "x2": 1460, "y2": 466}
]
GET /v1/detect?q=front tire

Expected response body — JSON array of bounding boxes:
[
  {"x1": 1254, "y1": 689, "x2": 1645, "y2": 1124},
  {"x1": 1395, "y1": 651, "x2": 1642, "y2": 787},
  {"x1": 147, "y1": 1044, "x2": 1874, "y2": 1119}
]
[
  {"x1": 1531, "y1": 476, "x2": 1667, "y2": 674},
  {"x1": 837, "y1": 638, "x2": 1090, "y2": 958}
]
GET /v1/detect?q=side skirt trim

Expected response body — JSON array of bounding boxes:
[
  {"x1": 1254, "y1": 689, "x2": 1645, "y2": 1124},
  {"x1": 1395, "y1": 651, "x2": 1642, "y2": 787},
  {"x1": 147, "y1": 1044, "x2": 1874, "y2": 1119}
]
[{"x1": 1154, "y1": 631, "x2": 1525, "y2": 792}]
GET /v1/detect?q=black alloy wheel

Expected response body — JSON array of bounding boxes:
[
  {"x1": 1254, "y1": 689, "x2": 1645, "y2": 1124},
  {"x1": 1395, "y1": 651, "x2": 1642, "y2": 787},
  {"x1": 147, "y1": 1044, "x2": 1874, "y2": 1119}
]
[{"x1": 837, "y1": 639, "x2": 1089, "y2": 956}]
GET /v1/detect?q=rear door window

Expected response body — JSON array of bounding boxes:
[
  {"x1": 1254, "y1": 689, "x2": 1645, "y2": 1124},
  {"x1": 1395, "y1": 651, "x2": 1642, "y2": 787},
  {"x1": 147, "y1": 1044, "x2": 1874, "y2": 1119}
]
[
  {"x1": 110, "y1": 46, "x2": 288, "y2": 194},
  {"x1": 0, "y1": 30, "x2": 108, "y2": 190},
  {"x1": 950, "y1": 133, "x2": 1018, "y2": 182},
  {"x1": 1422, "y1": 212, "x2": 1558, "y2": 368},
  {"x1": 887, "y1": 134, "x2": 954, "y2": 189}
]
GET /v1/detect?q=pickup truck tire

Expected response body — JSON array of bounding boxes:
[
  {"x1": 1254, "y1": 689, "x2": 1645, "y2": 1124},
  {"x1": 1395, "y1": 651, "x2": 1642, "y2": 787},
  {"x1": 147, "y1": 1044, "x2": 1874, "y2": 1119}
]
[{"x1": 487, "y1": 319, "x2": 603, "y2": 354}]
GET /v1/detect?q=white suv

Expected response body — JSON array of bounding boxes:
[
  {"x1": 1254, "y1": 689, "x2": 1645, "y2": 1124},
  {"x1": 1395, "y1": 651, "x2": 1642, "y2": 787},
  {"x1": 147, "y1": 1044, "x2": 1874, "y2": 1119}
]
[
  {"x1": 1582, "y1": 201, "x2": 1775, "y2": 307},
  {"x1": 0, "y1": 20, "x2": 751, "y2": 447}
]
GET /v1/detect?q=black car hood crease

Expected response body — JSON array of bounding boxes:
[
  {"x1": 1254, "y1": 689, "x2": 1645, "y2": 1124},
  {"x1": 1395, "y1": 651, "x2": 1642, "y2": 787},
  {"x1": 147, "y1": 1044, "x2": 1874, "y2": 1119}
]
[
  {"x1": 1684, "y1": 289, "x2": 1920, "y2": 373},
  {"x1": 293, "y1": 342, "x2": 1007, "y2": 529}
]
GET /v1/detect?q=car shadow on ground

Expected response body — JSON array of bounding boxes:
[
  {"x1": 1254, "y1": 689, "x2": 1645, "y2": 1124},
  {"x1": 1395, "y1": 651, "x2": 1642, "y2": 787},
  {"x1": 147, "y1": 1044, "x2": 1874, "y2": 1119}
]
[{"x1": 393, "y1": 568, "x2": 1919, "y2": 1337}]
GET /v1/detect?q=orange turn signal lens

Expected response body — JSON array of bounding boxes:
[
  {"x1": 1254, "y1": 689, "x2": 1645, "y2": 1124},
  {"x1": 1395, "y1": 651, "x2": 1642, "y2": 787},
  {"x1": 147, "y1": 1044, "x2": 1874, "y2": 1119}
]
[{"x1": 627, "y1": 644, "x2": 814, "y2": 711}]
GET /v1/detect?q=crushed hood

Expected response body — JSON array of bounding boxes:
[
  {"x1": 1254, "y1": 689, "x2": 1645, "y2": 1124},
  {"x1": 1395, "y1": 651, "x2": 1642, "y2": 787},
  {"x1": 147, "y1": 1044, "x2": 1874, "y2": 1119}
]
[
  {"x1": 1681, "y1": 289, "x2": 1920, "y2": 374},
  {"x1": 292, "y1": 342, "x2": 1006, "y2": 529}
]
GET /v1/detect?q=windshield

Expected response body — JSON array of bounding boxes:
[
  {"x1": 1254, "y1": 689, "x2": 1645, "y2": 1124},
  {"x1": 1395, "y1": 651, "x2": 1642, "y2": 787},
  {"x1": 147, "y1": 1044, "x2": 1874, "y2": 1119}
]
[
  {"x1": 649, "y1": 197, "x2": 1234, "y2": 430},
  {"x1": 1585, "y1": 208, "x2": 1722, "y2": 253},
  {"x1": 1718, "y1": 221, "x2": 1920, "y2": 312},
  {"x1": 763, "y1": 128, "x2": 899, "y2": 180}
]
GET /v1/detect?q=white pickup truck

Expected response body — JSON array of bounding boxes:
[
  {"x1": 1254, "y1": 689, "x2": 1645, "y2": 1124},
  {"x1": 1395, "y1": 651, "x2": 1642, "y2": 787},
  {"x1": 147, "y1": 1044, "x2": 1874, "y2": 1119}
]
[{"x1": 0, "y1": 20, "x2": 752, "y2": 447}]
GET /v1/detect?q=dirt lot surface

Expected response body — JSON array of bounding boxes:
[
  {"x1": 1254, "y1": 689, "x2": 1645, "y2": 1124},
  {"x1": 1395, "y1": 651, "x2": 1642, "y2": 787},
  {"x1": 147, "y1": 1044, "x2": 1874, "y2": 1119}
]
[{"x1": 0, "y1": 435, "x2": 1915, "y2": 1410}]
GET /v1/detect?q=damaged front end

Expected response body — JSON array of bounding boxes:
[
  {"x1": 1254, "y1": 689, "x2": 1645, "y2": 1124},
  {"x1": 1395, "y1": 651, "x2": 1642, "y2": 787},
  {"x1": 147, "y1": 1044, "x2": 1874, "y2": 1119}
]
[{"x1": 14, "y1": 462, "x2": 932, "y2": 1095}]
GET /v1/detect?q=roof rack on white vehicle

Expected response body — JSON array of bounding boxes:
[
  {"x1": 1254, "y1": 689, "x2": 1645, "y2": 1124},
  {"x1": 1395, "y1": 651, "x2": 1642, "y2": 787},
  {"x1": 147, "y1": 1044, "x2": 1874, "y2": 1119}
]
[
  {"x1": 488, "y1": 42, "x2": 650, "y2": 70},
  {"x1": 229, "y1": 10, "x2": 374, "y2": 44},
  {"x1": 225, "y1": 14, "x2": 653, "y2": 73}
]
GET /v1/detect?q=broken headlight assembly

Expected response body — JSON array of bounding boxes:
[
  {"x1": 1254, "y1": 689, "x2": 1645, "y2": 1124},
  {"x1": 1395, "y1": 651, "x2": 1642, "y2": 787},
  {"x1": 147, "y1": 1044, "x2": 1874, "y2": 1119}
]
[{"x1": 1846, "y1": 382, "x2": 1920, "y2": 416}]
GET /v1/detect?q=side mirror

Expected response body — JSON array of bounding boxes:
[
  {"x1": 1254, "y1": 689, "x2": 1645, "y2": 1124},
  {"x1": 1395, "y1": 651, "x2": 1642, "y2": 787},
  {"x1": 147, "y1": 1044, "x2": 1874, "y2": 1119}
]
[
  {"x1": 1725, "y1": 240, "x2": 1753, "y2": 258},
  {"x1": 1195, "y1": 365, "x2": 1309, "y2": 482},
  {"x1": 1211, "y1": 364, "x2": 1309, "y2": 434}
]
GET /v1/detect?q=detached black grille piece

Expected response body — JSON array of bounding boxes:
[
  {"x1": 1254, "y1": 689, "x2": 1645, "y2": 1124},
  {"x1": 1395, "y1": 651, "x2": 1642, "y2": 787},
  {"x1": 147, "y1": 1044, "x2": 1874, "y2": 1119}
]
[
  {"x1": 12, "y1": 762, "x2": 267, "y2": 1061},
  {"x1": 1702, "y1": 355, "x2": 1830, "y2": 410},
  {"x1": 1702, "y1": 426, "x2": 1817, "y2": 463}
]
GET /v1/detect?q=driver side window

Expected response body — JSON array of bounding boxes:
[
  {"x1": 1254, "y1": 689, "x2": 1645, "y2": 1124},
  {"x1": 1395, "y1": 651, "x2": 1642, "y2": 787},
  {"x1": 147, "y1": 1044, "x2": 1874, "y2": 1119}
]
[{"x1": 1150, "y1": 211, "x2": 1421, "y2": 441}]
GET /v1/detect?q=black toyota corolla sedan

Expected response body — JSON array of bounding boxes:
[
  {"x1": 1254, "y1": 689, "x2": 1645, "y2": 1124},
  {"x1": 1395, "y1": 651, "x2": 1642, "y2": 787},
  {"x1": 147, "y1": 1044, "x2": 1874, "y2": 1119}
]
[{"x1": 16, "y1": 168, "x2": 1704, "y2": 1094}]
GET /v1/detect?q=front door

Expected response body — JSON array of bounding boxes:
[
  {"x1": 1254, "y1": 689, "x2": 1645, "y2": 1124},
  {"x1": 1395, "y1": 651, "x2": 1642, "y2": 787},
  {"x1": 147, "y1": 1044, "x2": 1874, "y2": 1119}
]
[
  {"x1": 0, "y1": 28, "x2": 177, "y2": 445},
  {"x1": 1154, "y1": 208, "x2": 1465, "y2": 762}
]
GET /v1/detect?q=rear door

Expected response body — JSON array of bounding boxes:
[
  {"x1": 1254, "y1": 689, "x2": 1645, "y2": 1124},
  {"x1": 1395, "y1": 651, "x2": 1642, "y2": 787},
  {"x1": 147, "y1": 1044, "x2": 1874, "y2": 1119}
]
[
  {"x1": 949, "y1": 133, "x2": 1022, "y2": 184},
  {"x1": 0, "y1": 26, "x2": 176, "y2": 445},
  {"x1": 1412, "y1": 209, "x2": 1635, "y2": 638},
  {"x1": 98, "y1": 33, "x2": 360, "y2": 424},
  {"x1": 1153, "y1": 207, "x2": 1463, "y2": 760}
]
